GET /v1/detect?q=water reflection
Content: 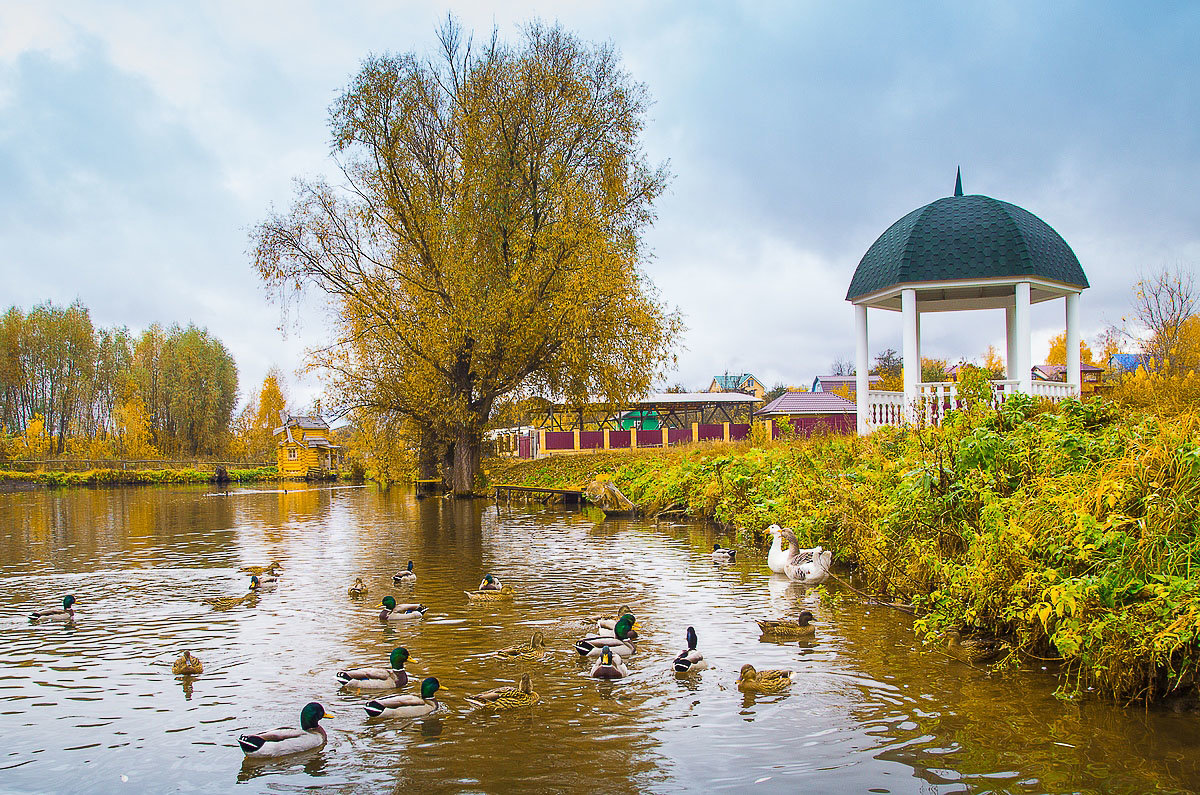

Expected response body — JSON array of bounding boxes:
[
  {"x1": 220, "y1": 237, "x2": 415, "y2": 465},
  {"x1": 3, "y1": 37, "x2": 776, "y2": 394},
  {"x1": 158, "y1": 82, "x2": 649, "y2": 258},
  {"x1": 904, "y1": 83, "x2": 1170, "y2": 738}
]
[{"x1": 1, "y1": 485, "x2": 1199, "y2": 793}]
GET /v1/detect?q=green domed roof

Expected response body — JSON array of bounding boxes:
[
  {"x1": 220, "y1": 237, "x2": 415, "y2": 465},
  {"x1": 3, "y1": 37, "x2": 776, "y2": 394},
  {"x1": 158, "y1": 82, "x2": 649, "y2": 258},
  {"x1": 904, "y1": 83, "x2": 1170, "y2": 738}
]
[{"x1": 846, "y1": 192, "x2": 1088, "y2": 302}]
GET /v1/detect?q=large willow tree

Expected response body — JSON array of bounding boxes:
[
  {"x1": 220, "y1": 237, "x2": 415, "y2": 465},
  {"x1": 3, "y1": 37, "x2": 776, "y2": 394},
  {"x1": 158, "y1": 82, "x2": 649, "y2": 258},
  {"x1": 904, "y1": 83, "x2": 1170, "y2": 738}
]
[{"x1": 253, "y1": 21, "x2": 681, "y2": 493}]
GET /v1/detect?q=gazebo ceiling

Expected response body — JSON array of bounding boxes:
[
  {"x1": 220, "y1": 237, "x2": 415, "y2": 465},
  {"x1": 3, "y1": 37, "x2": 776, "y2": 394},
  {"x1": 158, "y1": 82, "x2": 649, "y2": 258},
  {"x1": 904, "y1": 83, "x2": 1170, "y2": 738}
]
[{"x1": 847, "y1": 176, "x2": 1088, "y2": 309}]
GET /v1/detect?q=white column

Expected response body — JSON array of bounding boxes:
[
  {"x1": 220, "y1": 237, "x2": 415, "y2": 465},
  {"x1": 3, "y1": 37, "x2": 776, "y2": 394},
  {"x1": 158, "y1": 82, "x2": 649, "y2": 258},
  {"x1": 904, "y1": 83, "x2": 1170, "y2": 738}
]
[
  {"x1": 1015, "y1": 282, "x2": 1032, "y2": 394},
  {"x1": 902, "y1": 288, "x2": 919, "y2": 423},
  {"x1": 1066, "y1": 292, "x2": 1081, "y2": 395},
  {"x1": 1005, "y1": 301, "x2": 1017, "y2": 380},
  {"x1": 855, "y1": 304, "x2": 869, "y2": 433}
]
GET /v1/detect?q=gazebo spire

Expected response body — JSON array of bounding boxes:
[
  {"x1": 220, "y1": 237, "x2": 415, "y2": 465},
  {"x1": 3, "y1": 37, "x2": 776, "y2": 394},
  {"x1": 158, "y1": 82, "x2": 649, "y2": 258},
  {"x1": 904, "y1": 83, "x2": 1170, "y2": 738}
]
[{"x1": 954, "y1": 167, "x2": 963, "y2": 197}]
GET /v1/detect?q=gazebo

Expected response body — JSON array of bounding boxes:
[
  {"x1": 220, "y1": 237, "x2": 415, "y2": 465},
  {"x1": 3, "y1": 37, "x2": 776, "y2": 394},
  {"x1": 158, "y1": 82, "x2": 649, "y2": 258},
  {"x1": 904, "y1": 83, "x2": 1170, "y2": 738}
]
[{"x1": 847, "y1": 171, "x2": 1090, "y2": 431}]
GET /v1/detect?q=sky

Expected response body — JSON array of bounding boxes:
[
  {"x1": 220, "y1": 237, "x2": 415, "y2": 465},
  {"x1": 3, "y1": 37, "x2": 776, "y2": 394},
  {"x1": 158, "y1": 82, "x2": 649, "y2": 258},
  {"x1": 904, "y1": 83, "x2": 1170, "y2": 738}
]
[{"x1": 2, "y1": 1, "x2": 1198, "y2": 410}]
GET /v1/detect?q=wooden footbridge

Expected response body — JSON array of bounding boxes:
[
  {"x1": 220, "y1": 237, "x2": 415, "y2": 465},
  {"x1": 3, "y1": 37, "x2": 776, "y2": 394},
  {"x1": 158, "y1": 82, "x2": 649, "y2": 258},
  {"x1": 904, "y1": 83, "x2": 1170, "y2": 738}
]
[{"x1": 493, "y1": 483, "x2": 585, "y2": 504}]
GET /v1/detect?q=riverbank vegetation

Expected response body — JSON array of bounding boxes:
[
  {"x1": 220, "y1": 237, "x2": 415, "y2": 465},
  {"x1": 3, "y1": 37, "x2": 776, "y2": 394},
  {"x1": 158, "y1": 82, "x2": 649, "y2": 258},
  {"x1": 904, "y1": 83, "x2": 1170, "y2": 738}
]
[
  {"x1": 490, "y1": 393, "x2": 1200, "y2": 705},
  {"x1": 0, "y1": 465, "x2": 279, "y2": 488}
]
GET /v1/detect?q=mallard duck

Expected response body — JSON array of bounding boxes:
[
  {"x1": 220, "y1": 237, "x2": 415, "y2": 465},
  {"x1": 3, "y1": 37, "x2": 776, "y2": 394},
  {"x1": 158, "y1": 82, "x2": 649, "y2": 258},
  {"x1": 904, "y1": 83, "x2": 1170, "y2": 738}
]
[
  {"x1": 766, "y1": 524, "x2": 789, "y2": 574},
  {"x1": 249, "y1": 574, "x2": 277, "y2": 591},
  {"x1": 946, "y1": 630, "x2": 1007, "y2": 665},
  {"x1": 238, "y1": 702, "x2": 331, "y2": 758},
  {"x1": 336, "y1": 647, "x2": 411, "y2": 690},
  {"x1": 673, "y1": 626, "x2": 707, "y2": 673},
  {"x1": 590, "y1": 646, "x2": 629, "y2": 679},
  {"x1": 392, "y1": 561, "x2": 416, "y2": 584},
  {"x1": 465, "y1": 584, "x2": 515, "y2": 602},
  {"x1": 465, "y1": 672, "x2": 540, "y2": 709},
  {"x1": 593, "y1": 605, "x2": 635, "y2": 634},
  {"x1": 576, "y1": 614, "x2": 638, "y2": 658},
  {"x1": 205, "y1": 591, "x2": 257, "y2": 610},
  {"x1": 364, "y1": 676, "x2": 443, "y2": 718},
  {"x1": 173, "y1": 650, "x2": 204, "y2": 675},
  {"x1": 30, "y1": 594, "x2": 77, "y2": 622},
  {"x1": 348, "y1": 578, "x2": 369, "y2": 597},
  {"x1": 737, "y1": 663, "x2": 796, "y2": 693},
  {"x1": 494, "y1": 631, "x2": 548, "y2": 662},
  {"x1": 478, "y1": 573, "x2": 503, "y2": 591},
  {"x1": 379, "y1": 595, "x2": 427, "y2": 621},
  {"x1": 756, "y1": 610, "x2": 817, "y2": 639},
  {"x1": 712, "y1": 543, "x2": 736, "y2": 563},
  {"x1": 781, "y1": 529, "x2": 832, "y2": 585},
  {"x1": 238, "y1": 562, "x2": 282, "y2": 577}
]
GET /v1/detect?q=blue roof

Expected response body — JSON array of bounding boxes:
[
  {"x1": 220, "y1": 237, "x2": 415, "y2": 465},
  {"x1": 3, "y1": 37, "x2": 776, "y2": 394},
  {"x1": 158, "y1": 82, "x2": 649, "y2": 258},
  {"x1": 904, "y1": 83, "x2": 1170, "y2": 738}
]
[
  {"x1": 712, "y1": 373, "x2": 756, "y2": 389},
  {"x1": 1108, "y1": 353, "x2": 1149, "y2": 372}
]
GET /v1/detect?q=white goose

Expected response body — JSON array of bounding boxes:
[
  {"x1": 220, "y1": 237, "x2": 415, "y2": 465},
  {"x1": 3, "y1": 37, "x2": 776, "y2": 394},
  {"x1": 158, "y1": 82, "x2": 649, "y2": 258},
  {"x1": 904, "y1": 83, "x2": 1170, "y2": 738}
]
[
  {"x1": 766, "y1": 525, "x2": 789, "y2": 574},
  {"x1": 781, "y1": 528, "x2": 832, "y2": 585}
]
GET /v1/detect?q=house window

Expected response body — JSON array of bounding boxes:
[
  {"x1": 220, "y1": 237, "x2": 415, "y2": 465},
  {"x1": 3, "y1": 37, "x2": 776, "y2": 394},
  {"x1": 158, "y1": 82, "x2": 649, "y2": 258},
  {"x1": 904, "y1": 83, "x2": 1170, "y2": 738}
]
[{"x1": 288, "y1": 448, "x2": 298, "y2": 460}]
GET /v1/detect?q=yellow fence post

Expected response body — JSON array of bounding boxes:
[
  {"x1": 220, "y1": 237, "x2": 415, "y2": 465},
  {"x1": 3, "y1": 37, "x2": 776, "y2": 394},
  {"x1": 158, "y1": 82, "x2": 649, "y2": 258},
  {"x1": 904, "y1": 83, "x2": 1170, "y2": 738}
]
[
  {"x1": 538, "y1": 429, "x2": 546, "y2": 455},
  {"x1": 661, "y1": 427, "x2": 668, "y2": 447},
  {"x1": 631, "y1": 427, "x2": 638, "y2": 449},
  {"x1": 723, "y1": 422, "x2": 730, "y2": 442},
  {"x1": 603, "y1": 429, "x2": 610, "y2": 449},
  {"x1": 573, "y1": 429, "x2": 580, "y2": 452},
  {"x1": 692, "y1": 422, "x2": 699, "y2": 443}
]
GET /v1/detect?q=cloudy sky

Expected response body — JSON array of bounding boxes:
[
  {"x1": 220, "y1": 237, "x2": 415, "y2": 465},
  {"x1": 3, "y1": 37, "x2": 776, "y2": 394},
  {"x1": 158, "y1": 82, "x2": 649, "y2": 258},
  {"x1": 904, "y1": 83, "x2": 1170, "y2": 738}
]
[{"x1": 2, "y1": 1, "x2": 1197, "y2": 408}]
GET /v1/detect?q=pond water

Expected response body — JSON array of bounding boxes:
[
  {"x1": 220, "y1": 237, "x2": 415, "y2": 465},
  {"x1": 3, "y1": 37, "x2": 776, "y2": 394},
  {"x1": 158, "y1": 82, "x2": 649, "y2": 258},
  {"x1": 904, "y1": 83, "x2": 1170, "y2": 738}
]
[{"x1": 2, "y1": 484, "x2": 1198, "y2": 793}]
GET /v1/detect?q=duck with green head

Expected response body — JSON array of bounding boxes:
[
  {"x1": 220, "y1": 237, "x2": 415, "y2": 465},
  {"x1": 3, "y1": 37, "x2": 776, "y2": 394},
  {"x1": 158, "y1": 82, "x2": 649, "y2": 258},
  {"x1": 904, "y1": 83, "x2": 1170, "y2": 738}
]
[
  {"x1": 590, "y1": 646, "x2": 629, "y2": 679},
  {"x1": 30, "y1": 594, "x2": 77, "y2": 622},
  {"x1": 576, "y1": 614, "x2": 638, "y2": 657},
  {"x1": 336, "y1": 647, "x2": 412, "y2": 690},
  {"x1": 379, "y1": 595, "x2": 427, "y2": 621},
  {"x1": 364, "y1": 676, "x2": 443, "y2": 718},
  {"x1": 673, "y1": 627, "x2": 707, "y2": 673},
  {"x1": 478, "y1": 573, "x2": 502, "y2": 591},
  {"x1": 249, "y1": 574, "x2": 277, "y2": 591},
  {"x1": 238, "y1": 702, "x2": 331, "y2": 758},
  {"x1": 392, "y1": 561, "x2": 416, "y2": 584},
  {"x1": 465, "y1": 672, "x2": 540, "y2": 709}
]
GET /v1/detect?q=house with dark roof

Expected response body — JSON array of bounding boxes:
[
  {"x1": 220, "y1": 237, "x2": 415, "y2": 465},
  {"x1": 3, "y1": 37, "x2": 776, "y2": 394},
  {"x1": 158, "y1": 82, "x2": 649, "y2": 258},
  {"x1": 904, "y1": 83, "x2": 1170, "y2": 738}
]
[
  {"x1": 707, "y1": 373, "x2": 765, "y2": 399},
  {"x1": 811, "y1": 374, "x2": 880, "y2": 398},
  {"x1": 273, "y1": 412, "x2": 342, "y2": 478},
  {"x1": 754, "y1": 391, "x2": 855, "y2": 437}
]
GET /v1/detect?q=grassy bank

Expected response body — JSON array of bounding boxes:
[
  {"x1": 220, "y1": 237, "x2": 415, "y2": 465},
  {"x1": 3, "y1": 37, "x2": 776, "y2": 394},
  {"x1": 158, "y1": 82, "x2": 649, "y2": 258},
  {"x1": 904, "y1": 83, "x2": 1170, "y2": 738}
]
[
  {"x1": 0, "y1": 466, "x2": 280, "y2": 487},
  {"x1": 489, "y1": 396, "x2": 1200, "y2": 705}
]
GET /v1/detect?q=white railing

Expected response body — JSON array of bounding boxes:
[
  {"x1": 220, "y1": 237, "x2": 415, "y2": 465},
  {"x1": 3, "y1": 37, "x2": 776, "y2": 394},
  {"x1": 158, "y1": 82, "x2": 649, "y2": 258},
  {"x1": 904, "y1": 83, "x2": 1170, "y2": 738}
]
[
  {"x1": 864, "y1": 379, "x2": 1080, "y2": 430},
  {"x1": 865, "y1": 390, "x2": 905, "y2": 429},
  {"x1": 1029, "y1": 380, "x2": 1077, "y2": 400}
]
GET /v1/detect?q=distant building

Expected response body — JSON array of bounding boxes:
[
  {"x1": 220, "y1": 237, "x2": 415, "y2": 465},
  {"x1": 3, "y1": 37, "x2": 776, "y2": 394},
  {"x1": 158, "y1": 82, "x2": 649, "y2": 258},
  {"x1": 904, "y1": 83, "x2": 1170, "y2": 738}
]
[
  {"x1": 811, "y1": 374, "x2": 880, "y2": 398},
  {"x1": 708, "y1": 373, "x2": 765, "y2": 399},
  {"x1": 273, "y1": 412, "x2": 342, "y2": 478},
  {"x1": 1033, "y1": 363, "x2": 1108, "y2": 395},
  {"x1": 1108, "y1": 353, "x2": 1153, "y2": 375},
  {"x1": 754, "y1": 391, "x2": 856, "y2": 436}
]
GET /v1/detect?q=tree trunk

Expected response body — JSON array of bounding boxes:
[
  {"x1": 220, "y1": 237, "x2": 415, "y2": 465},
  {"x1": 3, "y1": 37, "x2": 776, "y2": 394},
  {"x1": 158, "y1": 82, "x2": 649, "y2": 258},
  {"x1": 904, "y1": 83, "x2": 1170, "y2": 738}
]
[
  {"x1": 440, "y1": 440, "x2": 455, "y2": 490},
  {"x1": 450, "y1": 428, "x2": 481, "y2": 496}
]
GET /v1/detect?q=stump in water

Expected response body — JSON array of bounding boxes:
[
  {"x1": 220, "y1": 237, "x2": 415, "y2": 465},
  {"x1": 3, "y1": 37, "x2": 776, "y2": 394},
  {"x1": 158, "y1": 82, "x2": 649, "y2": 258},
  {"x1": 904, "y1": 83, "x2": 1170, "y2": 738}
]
[
  {"x1": 585, "y1": 478, "x2": 636, "y2": 515},
  {"x1": 212, "y1": 466, "x2": 230, "y2": 485}
]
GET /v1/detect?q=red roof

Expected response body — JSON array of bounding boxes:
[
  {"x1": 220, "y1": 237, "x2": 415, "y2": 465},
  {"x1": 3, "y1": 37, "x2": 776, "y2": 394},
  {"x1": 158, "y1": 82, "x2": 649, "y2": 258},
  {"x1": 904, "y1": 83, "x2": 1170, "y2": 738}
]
[{"x1": 755, "y1": 391, "x2": 856, "y2": 416}]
